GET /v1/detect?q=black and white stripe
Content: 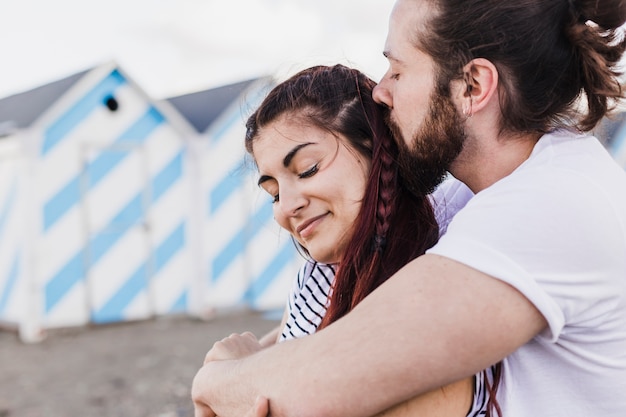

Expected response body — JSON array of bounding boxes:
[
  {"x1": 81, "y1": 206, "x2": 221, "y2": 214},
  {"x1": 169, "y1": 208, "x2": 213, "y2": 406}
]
[
  {"x1": 279, "y1": 261, "x2": 335, "y2": 341},
  {"x1": 467, "y1": 365, "x2": 497, "y2": 416}
]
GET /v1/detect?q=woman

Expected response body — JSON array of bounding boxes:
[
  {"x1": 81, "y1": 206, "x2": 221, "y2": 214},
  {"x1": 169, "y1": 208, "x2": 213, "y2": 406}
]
[{"x1": 205, "y1": 64, "x2": 498, "y2": 416}]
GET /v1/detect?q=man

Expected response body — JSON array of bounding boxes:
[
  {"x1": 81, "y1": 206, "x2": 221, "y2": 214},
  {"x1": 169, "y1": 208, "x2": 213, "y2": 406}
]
[{"x1": 192, "y1": 0, "x2": 626, "y2": 415}]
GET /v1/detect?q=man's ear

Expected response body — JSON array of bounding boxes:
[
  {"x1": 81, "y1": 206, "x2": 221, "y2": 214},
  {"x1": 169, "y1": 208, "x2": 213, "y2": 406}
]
[{"x1": 461, "y1": 58, "x2": 499, "y2": 115}]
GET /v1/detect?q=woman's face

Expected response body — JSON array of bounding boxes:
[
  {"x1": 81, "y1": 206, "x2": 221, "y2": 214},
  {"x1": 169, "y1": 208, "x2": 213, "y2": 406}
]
[{"x1": 253, "y1": 115, "x2": 371, "y2": 264}]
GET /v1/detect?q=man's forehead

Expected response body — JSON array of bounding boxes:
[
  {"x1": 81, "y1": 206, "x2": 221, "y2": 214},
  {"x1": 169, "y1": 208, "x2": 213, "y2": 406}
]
[
  {"x1": 390, "y1": 0, "x2": 433, "y2": 39},
  {"x1": 382, "y1": 50, "x2": 407, "y2": 68}
]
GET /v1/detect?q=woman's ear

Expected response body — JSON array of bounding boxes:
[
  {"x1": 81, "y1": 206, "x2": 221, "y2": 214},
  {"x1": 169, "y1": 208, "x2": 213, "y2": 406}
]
[{"x1": 460, "y1": 58, "x2": 499, "y2": 116}]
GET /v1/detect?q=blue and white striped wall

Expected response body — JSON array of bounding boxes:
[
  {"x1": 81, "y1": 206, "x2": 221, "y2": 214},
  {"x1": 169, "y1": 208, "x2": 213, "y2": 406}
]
[
  {"x1": 0, "y1": 141, "x2": 26, "y2": 328},
  {"x1": 201, "y1": 79, "x2": 301, "y2": 312},
  {"x1": 0, "y1": 64, "x2": 302, "y2": 342},
  {"x1": 13, "y1": 63, "x2": 196, "y2": 337}
]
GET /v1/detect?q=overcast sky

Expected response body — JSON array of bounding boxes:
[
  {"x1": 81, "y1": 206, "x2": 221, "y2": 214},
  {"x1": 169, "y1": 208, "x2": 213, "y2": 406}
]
[{"x1": 0, "y1": 0, "x2": 394, "y2": 99}]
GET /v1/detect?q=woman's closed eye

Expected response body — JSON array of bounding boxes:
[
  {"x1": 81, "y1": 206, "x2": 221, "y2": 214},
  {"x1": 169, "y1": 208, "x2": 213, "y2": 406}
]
[
  {"x1": 267, "y1": 164, "x2": 319, "y2": 203},
  {"x1": 298, "y1": 164, "x2": 319, "y2": 179}
]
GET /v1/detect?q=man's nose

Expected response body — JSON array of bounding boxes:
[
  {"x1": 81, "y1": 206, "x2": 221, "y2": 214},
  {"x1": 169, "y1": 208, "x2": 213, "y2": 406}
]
[{"x1": 373, "y1": 82, "x2": 392, "y2": 108}]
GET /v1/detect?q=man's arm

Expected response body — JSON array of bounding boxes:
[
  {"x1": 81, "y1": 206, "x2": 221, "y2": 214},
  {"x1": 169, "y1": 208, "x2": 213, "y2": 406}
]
[{"x1": 192, "y1": 254, "x2": 547, "y2": 417}]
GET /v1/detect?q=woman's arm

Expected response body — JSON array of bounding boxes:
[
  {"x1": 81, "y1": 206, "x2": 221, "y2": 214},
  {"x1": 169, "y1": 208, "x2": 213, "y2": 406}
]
[
  {"x1": 234, "y1": 377, "x2": 474, "y2": 417},
  {"x1": 204, "y1": 308, "x2": 289, "y2": 363},
  {"x1": 258, "y1": 308, "x2": 289, "y2": 347},
  {"x1": 257, "y1": 326, "x2": 280, "y2": 347},
  {"x1": 375, "y1": 377, "x2": 473, "y2": 417}
]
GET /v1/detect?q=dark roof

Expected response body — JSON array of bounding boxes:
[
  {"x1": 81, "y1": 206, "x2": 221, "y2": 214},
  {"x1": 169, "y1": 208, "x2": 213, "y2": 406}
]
[
  {"x1": 0, "y1": 70, "x2": 89, "y2": 135},
  {"x1": 165, "y1": 78, "x2": 259, "y2": 134}
]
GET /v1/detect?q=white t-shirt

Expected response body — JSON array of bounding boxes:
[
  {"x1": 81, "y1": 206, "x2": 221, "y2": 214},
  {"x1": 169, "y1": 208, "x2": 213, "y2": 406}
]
[{"x1": 428, "y1": 130, "x2": 626, "y2": 416}]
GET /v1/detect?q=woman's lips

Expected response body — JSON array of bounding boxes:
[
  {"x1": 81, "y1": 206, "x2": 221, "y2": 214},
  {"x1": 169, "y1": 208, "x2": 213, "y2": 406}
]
[{"x1": 297, "y1": 213, "x2": 328, "y2": 239}]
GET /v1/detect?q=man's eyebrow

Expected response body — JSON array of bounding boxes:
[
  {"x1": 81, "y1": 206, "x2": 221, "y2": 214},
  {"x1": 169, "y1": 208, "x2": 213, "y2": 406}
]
[
  {"x1": 383, "y1": 50, "x2": 402, "y2": 64},
  {"x1": 283, "y1": 142, "x2": 313, "y2": 167}
]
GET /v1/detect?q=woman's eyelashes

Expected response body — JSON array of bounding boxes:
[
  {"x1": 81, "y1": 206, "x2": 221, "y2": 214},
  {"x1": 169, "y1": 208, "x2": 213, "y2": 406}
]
[
  {"x1": 266, "y1": 163, "x2": 320, "y2": 204},
  {"x1": 298, "y1": 163, "x2": 319, "y2": 179}
]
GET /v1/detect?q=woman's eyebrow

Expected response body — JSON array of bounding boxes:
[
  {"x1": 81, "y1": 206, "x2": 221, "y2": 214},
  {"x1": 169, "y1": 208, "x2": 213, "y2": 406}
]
[
  {"x1": 257, "y1": 142, "x2": 314, "y2": 186},
  {"x1": 257, "y1": 175, "x2": 272, "y2": 187},
  {"x1": 283, "y1": 142, "x2": 313, "y2": 167}
]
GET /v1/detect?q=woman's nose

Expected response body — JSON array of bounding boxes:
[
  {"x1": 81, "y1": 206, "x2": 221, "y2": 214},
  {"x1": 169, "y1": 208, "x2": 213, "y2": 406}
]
[{"x1": 278, "y1": 190, "x2": 307, "y2": 217}]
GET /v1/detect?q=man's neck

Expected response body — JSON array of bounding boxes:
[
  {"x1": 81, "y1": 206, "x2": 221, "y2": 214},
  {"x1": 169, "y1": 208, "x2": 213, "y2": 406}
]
[{"x1": 450, "y1": 131, "x2": 542, "y2": 194}]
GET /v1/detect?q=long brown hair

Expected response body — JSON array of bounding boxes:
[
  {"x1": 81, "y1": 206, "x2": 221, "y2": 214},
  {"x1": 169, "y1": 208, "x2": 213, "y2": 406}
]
[
  {"x1": 417, "y1": 0, "x2": 626, "y2": 134},
  {"x1": 245, "y1": 64, "x2": 439, "y2": 327}
]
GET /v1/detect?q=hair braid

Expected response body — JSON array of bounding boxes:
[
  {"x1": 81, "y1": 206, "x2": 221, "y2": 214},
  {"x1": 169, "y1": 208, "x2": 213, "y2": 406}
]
[
  {"x1": 350, "y1": 84, "x2": 401, "y2": 306},
  {"x1": 372, "y1": 103, "x2": 398, "y2": 253},
  {"x1": 320, "y1": 73, "x2": 439, "y2": 327}
]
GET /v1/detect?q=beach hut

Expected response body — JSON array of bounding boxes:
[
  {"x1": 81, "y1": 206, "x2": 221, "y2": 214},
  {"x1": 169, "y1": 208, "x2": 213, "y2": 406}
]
[
  {"x1": 0, "y1": 62, "x2": 300, "y2": 342},
  {"x1": 167, "y1": 79, "x2": 301, "y2": 316},
  {"x1": 0, "y1": 62, "x2": 197, "y2": 341}
]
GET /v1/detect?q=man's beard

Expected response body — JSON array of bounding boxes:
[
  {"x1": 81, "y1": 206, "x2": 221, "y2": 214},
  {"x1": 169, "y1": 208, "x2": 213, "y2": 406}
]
[{"x1": 386, "y1": 81, "x2": 466, "y2": 196}]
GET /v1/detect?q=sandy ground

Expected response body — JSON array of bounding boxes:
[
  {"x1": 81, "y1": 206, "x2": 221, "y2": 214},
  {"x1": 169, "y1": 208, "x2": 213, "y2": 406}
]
[{"x1": 0, "y1": 310, "x2": 280, "y2": 417}]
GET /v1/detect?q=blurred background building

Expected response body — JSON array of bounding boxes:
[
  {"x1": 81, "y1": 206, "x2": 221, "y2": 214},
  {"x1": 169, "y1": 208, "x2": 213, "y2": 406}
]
[{"x1": 0, "y1": 62, "x2": 299, "y2": 342}]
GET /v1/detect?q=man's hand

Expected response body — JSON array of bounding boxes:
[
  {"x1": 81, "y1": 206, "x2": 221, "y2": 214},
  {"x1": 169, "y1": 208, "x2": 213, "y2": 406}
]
[
  {"x1": 204, "y1": 331, "x2": 263, "y2": 364},
  {"x1": 192, "y1": 365, "x2": 217, "y2": 417},
  {"x1": 247, "y1": 396, "x2": 270, "y2": 417},
  {"x1": 192, "y1": 361, "x2": 270, "y2": 417},
  {"x1": 192, "y1": 332, "x2": 266, "y2": 417}
]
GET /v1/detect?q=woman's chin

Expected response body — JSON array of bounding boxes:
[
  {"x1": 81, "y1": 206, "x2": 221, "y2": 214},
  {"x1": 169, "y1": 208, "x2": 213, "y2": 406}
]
[{"x1": 309, "y1": 250, "x2": 340, "y2": 265}]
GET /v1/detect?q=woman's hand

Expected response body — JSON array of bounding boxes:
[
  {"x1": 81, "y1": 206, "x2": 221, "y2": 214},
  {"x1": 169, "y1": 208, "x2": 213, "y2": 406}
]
[{"x1": 204, "y1": 331, "x2": 264, "y2": 364}]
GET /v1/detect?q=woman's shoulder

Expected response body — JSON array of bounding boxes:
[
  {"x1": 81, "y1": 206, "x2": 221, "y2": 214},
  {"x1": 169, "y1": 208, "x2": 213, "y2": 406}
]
[
  {"x1": 296, "y1": 260, "x2": 336, "y2": 289},
  {"x1": 430, "y1": 175, "x2": 474, "y2": 206},
  {"x1": 429, "y1": 175, "x2": 474, "y2": 236}
]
